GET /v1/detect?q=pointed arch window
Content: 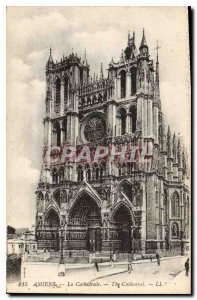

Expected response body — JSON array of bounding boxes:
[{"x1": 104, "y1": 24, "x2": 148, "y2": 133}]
[
  {"x1": 64, "y1": 77, "x2": 69, "y2": 108},
  {"x1": 120, "y1": 70, "x2": 126, "y2": 98},
  {"x1": 164, "y1": 189, "x2": 168, "y2": 225},
  {"x1": 62, "y1": 118, "x2": 67, "y2": 143},
  {"x1": 55, "y1": 78, "x2": 61, "y2": 113},
  {"x1": 129, "y1": 105, "x2": 137, "y2": 133},
  {"x1": 131, "y1": 67, "x2": 137, "y2": 95},
  {"x1": 77, "y1": 165, "x2": 83, "y2": 182},
  {"x1": 118, "y1": 108, "x2": 127, "y2": 135},
  {"x1": 53, "y1": 122, "x2": 61, "y2": 146},
  {"x1": 100, "y1": 162, "x2": 106, "y2": 178},
  {"x1": 171, "y1": 192, "x2": 180, "y2": 218},
  {"x1": 85, "y1": 164, "x2": 91, "y2": 181}
]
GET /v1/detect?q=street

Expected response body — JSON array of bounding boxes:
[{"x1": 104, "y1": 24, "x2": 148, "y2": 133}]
[{"x1": 7, "y1": 256, "x2": 191, "y2": 294}]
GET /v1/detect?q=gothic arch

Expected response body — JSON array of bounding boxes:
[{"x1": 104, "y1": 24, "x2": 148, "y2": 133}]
[
  {"x1": 77, "y1": 165, "x2": 83, "y2": 182},
  {"x1": 85, "y1": 163, "x2": 91, "y2": 181},
  {"x1": 111, "y1": 201, "x2": 135, "y2": 252},
  {"x1": 119, "y1": 70, "x2": 126, "y2": 98},
  {"x1": 130, "y1": 67, "x2": 137, "y2": 95},
  {"x1": 52, "y1": 121, "x2": 61, "y2": 146},
  {"x1": 171, "y1": 191, "x2": 180, "y2": 218},
  {"x1": 44, "y1": 207, "x2": 60, "y2": 228},
  {"x1": 129, "y1": 105, "x2": 137, "y2": 133},
  {"x1": 54, "y1": 77, "x2": 61, "y2": 112},
  {"x1": 69, "y1": 190, "x2": 101, "y2": 213},
  {"x1": 111, "y1": 200, "x2": 134, "y2": 223},
  {"x1": 116, "y1": 107, "x2": 127, "y2": 135}
]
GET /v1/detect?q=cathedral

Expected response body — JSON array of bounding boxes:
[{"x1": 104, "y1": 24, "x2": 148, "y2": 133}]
[{"x1": 35, "y1": 30, "x2": 190, "y2": 256}]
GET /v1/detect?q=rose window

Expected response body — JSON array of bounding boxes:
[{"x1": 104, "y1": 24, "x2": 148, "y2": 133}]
[{"x1": 84, "y1": 116, "x2": 106, "y2": 143}]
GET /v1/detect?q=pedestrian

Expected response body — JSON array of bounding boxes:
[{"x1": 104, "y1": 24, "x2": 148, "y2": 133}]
[
  {"x1": 128, "y1": 262, "x2": 133, "y2": 274},
  {"x1": 95, "y1": 260, "x2": 99, "y2": 272},
  {"x1": 156, "y1": 253, "x2": 160, "y2": 266},
  {"x1": 69, "y1": 250, "x2": 72, "y2": 258},
  {"x1": 185, "y1": 258, "x2": 189, "y2": 276},
  {"x1": 150, "y1": 255, "x2": 152, "y2": 262}
]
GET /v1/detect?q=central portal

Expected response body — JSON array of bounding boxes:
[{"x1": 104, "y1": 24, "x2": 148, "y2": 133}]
[{"x1": 68, "y1": 193, "x2": 101, "y2": 251}]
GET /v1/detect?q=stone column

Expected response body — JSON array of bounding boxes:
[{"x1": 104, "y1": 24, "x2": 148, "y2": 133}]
[
  {"x1": 107, "y1": 101, "x2": 116, "y2": 137},
  {"x1": 126, "y1": 112, "x2": 132, "y2": 134},
  {"x1": 60, "y1": 122, "x2": 64, "y2": 145}
]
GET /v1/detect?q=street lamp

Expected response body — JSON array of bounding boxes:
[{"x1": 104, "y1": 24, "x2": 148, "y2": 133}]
[
  {"x1": 60, "y1": 226, "x2": 64, "y2": 264},
  {"x1": 58, "y1": 225, "x2": 65, "y2": 276}
]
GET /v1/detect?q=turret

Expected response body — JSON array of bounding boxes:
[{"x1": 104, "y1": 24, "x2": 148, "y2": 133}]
[
  {"x1": 124, "y1": 30, "x2": 137, "y2": 60},
  {"x1": 139, "y1": 29, "x2": 149, "y2": 57},
  {"x1": 46, "y1": 46, "x2": 54, "y2": 73},
  {"x1": 155, "y1": 41, "x2": 161, "y2": 109}
]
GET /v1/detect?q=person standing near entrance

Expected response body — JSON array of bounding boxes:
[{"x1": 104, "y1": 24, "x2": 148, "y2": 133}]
[
  {"x1": 156, "y1": 253, "x2": 160, "y2": 266},
  {"x1": 128, "y1": 262, "x2": 133, "y2": 274},
  {"x1": 185, "y1": 258, "x2": 189, "y2": 276},
  {"x1": 95, "y1": 260, "x2": 99, "y2": 272}
]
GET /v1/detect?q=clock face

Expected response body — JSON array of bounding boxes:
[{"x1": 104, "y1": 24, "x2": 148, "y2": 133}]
[{"x1": 84, "y1": 115, "x2": 106, "y2": 143}]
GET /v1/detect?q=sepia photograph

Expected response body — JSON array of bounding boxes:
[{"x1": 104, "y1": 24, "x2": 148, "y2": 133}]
[{"x1": 6, "y1": 6, "x2": 191, "y2": 294}]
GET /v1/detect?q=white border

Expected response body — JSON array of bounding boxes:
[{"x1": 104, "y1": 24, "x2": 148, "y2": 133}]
[{"x1": 1, "y1": 1, "x2": 196, "y2": 299}]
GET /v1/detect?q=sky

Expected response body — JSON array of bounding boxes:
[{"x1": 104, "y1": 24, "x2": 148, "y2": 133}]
[{"x1": 6, "y1": 7, "x2": 190, "y2": 228}]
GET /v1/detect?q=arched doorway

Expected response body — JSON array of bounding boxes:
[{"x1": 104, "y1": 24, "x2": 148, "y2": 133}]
[
  {"x1": 68, "y1": 194, "x2": 101, "y2": 252},
  {"x1": 43, "y1": 208, "x2": 60, "y2": 250},
  {"x1": 112, "y1": 204, "x2": 133, "y2": 252}
]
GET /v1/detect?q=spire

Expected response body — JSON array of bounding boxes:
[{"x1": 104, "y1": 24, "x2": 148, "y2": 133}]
[
  {"x1": 83, "y1": 49, "x2": 88, "y2": 66},
  {"x1": 100, "y1": 63, "x2": 104, "y2": 79},
  {"x1": 128, "y1": 30, "x2": 130, "y2": 43},
  {"x1": 140, "y1": 28, "x2": 148, "y2": 49},
  {"x1": 167, "y1": 126, "x2": 171, "y2": 139},
  {"x1": 155, "y1": 41, "x2": 160, "y2": 80},
  {"x1": 155, "y1": 40, "x2": 161, "y2": 101},
  {"x1": 133, "y1": 31, "x2": 135, "y2": 43},
  {"x1": 120, "y1": 49, "x2": 124, "y2": 63},
  {"x1": 46, "y1": 46, "x2": 54, "y2": 70}
]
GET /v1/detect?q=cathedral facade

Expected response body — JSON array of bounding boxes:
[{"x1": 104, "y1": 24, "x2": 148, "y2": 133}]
[{"x1": 35, "y1": 31, "x2": 190, "y2": 255}]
